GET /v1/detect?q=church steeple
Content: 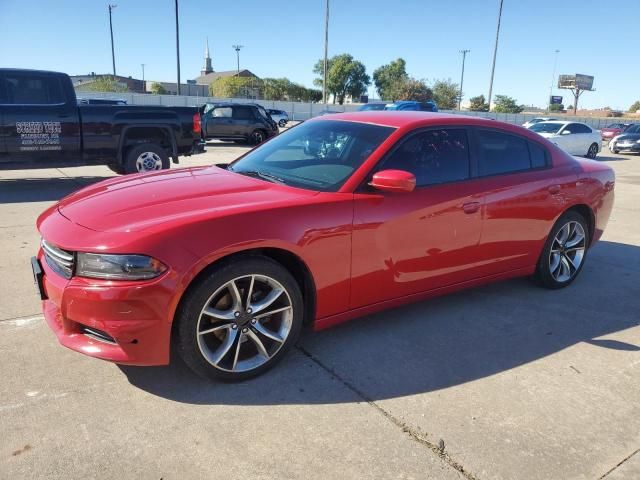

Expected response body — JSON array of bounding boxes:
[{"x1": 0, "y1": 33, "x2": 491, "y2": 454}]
[{"x1": 202, "y1": 38, "x2": 213, "y2": 75}]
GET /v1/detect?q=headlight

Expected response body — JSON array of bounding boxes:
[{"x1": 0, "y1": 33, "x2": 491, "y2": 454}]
[
  {"x1": 636, "y1": 139, "x2": 640, "y2": 143},
  {"x1": 76, "y1": 253, "x2": 167, "y2": 280}
]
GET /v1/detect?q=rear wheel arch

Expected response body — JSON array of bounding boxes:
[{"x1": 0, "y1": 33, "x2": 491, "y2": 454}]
[
  {"x1": 118, "y1": 125, "x2": 177, "y2": 164},
  {"x1": 564, "y1": 204, "x2": 595, "y2": 247}
]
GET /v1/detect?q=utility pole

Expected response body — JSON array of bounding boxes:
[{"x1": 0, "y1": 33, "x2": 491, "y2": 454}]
[
  {"x1": 548, "y1": 49, "x2": 560, "y2": 111},
  {"x1": 487, "y1": 0, "x2": 504, "y2": 111},
  {"x1": 141, "y1": 63, "x2": 145, "y2": 91},
  {"x1": 232, "y1": 45, "x2": 244, "y2": 74},
  {"x1": 458, "y1": 49, "x2": 470, "y2": 111},
  {"x1": 174, "y1": 0, "x2": 181, "y2": 95},
  {"x1": 108, "y1": 4, "x2": 117, "y2": 76},
  {"x1": 323, "y1": 0, "x2": 330, "y2": 104}
]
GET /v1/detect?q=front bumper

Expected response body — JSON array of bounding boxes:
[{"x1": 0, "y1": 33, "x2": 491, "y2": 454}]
[
  {"x1": 611, "y1": 141, "x2": 640, "y2": 152},
  {"x1": 35, "y1": 248, "x2": 173, "y2": 366}
]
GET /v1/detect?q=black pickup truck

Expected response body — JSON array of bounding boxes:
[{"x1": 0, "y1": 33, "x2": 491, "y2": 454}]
[{"x1": 0, "y1": 69, "x2": 203, "y2": 174}]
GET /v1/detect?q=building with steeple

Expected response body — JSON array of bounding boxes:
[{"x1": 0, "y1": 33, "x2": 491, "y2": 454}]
[{"x1": 201, "y1": 38, "x2": 213, "y2": 76}]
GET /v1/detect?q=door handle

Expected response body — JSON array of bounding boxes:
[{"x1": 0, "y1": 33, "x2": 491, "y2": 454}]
[
  {"x1": 462, "y1": 201, "x2": 480, "y2": 214},
  {"x1": 548, "y1": 185, "x2": 561, "y2": 195}
]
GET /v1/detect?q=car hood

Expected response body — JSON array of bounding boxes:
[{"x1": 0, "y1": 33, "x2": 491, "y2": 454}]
[
  {"x1": 58, "y1": 166, "x2": 318, "y2": 233},
  {"x1": 614, "y1": 133, "x2": 640, "y2": 142}
]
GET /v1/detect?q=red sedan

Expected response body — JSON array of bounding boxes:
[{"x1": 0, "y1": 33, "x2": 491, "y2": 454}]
[
  {"x1": 600, "y1": 123, "x2": 630, "y2": 141},
  {"x1": 33, "y1": 112, "x2": 615, "y2": 381}
]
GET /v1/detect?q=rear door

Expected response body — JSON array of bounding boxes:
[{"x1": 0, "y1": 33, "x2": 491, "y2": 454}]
[
  {"x1": 205, "y1": 106, "x2": 233, "y2": 138},
  {"x1": 469, "y1": 127, "x2": 569, "y2": 276},
  {"x1": 0, "y1": 71, "x2": 81, "y2": 164}
]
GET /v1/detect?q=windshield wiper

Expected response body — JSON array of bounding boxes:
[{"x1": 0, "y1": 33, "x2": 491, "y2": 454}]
[{"x1": 234, "y1": 169, "x2": 286, "y2": 185}]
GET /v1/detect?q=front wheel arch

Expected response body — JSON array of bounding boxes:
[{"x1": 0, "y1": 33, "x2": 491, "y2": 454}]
[{"x1": 172, "y1": 248, "x2": 317, "y2": 340}]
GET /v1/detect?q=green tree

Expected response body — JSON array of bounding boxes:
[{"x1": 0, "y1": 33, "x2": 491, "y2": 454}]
[
  {"x1": 76, "y1": 75, "x2": 129, "y2": 93},
  {"x1": 468, "y1": 94, "x2": 490, "y2": 111},
  {"x1": 493, "y1": 95, "x2": 524, "y2": 113},
  {"x1": 394, "y1": 77, "x2": 433, "y2": 102},
  {"x1": 629, "y1": 100, "x2": 640, "y2": 113},
  {"x1": 313, "y1": 54, "x2": 370, "y2": 104},
  {"x1": 431, "y1": 79, "x2": 460, "y2": 110},
  {"x1": 149, "y1": 82, "x2": 167, "y2": 95},
  {"x1": 209, "y1": 77, "x2": 263, "y2": 98},
  {"x1": 263, "y1": 78, "x2": 291, "y2": 100},
  {"x1": 373, "y1": 58, "x2": 408, "y2": 100},
  {"x1": 549, "y1": 103, "x2": 564, "y2": 112}
]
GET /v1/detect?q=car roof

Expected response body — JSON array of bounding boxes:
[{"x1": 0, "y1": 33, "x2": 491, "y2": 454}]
[
  {"x1": 538, "y1": 120, "x2": 587, "y2": 126},
  {"x1": 313, "y1": 111, "x2": 505, "y2": 129}
]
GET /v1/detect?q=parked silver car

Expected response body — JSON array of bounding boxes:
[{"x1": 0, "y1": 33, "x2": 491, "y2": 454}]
[{"x1": 267, "y1": 109, "x2": 289, "y2": 127}]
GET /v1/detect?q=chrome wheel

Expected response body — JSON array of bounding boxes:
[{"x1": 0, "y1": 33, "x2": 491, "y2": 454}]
[
  {"x1": 196, "y1": 274, "x2": 293, "y2": 373},
  {"x1": 135, "y1": 151, "x2": 163, "y2": 172},
  {"x1": 549, "y1": 221, "x2": 586, "y2": 283},
  {"x1": 586, "y1": 143, "x2": 598, "y2": 159}
]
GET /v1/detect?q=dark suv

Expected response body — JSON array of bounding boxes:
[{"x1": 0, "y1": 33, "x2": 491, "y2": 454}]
[{"x1": 201, "y1": 103, "x2": 278, "y2": 144}]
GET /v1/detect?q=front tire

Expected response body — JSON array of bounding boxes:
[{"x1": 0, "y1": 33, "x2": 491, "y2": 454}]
[
  {"x1": 278, "y1": 119, "x2": 287, "y2": 128},
  {"x1": 124, "y1": 143, "x2": 170, "y2": 174},
  {"x1": 176, "y1": 256, "x2": 304, "y2": 381},
  {"x1": 534, "y1": 211, "x2": 589, "y2": 289}
]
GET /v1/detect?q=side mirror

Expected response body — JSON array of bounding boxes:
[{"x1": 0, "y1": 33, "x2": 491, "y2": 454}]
[{"x1": 369, "y1": 169, "x2": 416, "y2": 193}]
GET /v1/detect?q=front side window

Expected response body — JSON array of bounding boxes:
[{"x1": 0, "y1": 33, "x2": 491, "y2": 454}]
[
  {"x1": 477, "y1": 129, "x2": 531, "y2": 176},
  {"x1": 378, "y1": 129, "x2": 470, "y2": 187},
  {"x1": 1, "y1": 74, "x2": 64, "y2": 105},
  {"x1": 233, "y1": 106, "x2": 256, "y2": 120},
  {"x1": 565, "y1": 123, "x2": 591, "y2": 134},
  {"x1": 625, "y1": 125, "x2": 640, "y2": 134},
  {"x1": 229, "y1": 120, "x2": 394, "y2": 192}
]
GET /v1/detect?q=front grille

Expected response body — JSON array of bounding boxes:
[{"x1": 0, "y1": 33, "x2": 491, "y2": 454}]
[{"x1": 42, "y1": 240, "x2": 74, "y2": 279}]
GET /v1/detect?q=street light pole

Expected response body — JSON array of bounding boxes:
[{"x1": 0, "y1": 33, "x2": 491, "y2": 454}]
[
  {"x1": 108, "y1": 4, "x2": 117, "y2": 76},
  {"x1": 487, "y1": 0, "x2": 504, "y2": 111},
  {"x1": 323, "y1": 0, "x2": 330, "y2": 104},
  {"x1": 232, "y1": 45, "x2": 244, "y2": 74},
  {"x1": 174, "y1": 0, "x2": 181, "y2": 95},
  {"x1": 141, "y1": 63, "x2": 145, "y2": 92},
  {"x1": 458, "y1": 49, "x2": 470, "y2": 111},
  {"x1": 548, "y1": 49, "x2": 560, "y2": 111}
]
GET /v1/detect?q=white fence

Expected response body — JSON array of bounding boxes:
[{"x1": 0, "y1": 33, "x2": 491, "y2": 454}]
[{"x1": 80, "y1": 91, "x2": 635, "y2": 129}]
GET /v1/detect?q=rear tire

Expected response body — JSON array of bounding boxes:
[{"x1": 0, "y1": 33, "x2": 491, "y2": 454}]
[
  {"x1": 585, "y1": 143, "x2": 598, "y2": 159},
  {"x1": 175, "y1": 256, "x2": 304, "y2": 381},
  {"x1": 278, "y1": 119, "x2": 287, "y2": 128},
  {"x1": 534, "y1": 211, "x2": 589, "y2": 289},
  {"x1": 124, "y1": 143, "x2": 170, "y2": 174},
  {"x1": 250, "y1": 129, "x2": 267, "y2": 145}
]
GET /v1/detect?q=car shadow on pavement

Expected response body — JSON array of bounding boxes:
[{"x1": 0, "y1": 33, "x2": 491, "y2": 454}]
[
  {"x1": 120, "y1": 240, "x2": 640, "y2": 405},
  {"x1": 204, "y1": 141, "x2": 249, "y2": 148},
  {"x1": 0, "y1": 176, "x2": 110, "y2": 203}
]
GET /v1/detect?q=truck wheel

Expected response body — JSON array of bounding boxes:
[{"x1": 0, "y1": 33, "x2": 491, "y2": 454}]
[{"x1": 124, "y1": 143, "x2": 170, "y2": 174}]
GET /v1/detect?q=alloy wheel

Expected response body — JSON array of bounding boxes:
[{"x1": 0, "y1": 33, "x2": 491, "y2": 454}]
[
  {"x1": 196, "y1": 274, "x2": 293, "y2": 373},
  {"x1": 135, "y1": 151, "x2": 163, "y2": 172},
  {"x1": 549, "y1": 221, "x2": 586, "y2": 283},
  {"x1": 252, "y1": 131, "x2": 265, "y2": 144},
  {"x1": 586, "y1": 144, "x2": 598, "y2": 159}
]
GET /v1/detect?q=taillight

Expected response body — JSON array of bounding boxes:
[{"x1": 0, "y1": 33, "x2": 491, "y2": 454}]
[{"x1": 193, "y1": 112, "x2": 201, "y2": 134}]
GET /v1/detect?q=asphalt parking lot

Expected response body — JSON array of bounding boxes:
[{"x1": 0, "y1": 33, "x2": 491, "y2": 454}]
[{"x1": 0, "y1": 142, "x2": 638, "y2": 480}]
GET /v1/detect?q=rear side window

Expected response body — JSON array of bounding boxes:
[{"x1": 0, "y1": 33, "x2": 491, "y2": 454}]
[
  {"x1": 564, "y1": 123, "x2": 591, "y2": 134},
  {"x1": 233, "y1": 106, "x2": 256, "y2": 120},
  {"x1": 528, "y1": 142, "x2": 548, "y2": 168},
  {"x1": 212, "y1": 107, "x2": 232, "y2": 117},
  {"x1": 477, "y1": 130, "x2": 531, "y2": 176},
  {"x1": 1, "y1": 73, "x2": 64, "y2": 105},
  {"x1": 380, "y1": 128, "x2": 470, "y2": 187}
]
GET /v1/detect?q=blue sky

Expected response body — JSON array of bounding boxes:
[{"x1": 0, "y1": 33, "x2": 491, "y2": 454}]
[{"x1": 1, "y1": 0, "x2": 638, "y2": 110}]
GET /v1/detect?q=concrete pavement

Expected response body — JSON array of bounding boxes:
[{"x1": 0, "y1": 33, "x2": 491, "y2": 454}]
[{"x1": 0, "y1": 143, "x2": 638, "y2": 479}]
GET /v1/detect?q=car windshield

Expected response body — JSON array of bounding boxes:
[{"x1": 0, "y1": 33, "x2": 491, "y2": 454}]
[
  {"x1": 624, "y1": 125, "x2": 640, "y2": 134},
  {"x1": 529, "y1": 122, "x2": 562, "y2": 134},
  {"x1": 228, "y1": 120, "x2": 395, "y2": 192}
]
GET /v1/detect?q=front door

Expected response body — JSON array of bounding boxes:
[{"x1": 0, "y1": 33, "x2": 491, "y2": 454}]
[{"x1": 350, "y1": 127, "x2": 485, "y2": 309}]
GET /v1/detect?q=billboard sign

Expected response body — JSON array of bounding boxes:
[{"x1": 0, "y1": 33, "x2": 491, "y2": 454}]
[
  {"x1": 558, "y1": 74, "x2": 594, "y2": 90},
  {"x1": 550, "y1": 95, "x2": 563, "y2": 105}
]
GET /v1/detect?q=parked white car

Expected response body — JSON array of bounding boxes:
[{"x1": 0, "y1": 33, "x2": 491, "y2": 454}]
[
  {"x1": 522, "y1": 117, "x2": 557, "y2": 129},
  {"x1": 529, "y1": 121, "x2": 601, "y2": 158}
]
